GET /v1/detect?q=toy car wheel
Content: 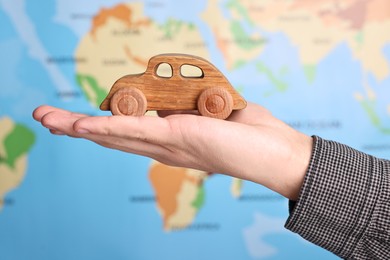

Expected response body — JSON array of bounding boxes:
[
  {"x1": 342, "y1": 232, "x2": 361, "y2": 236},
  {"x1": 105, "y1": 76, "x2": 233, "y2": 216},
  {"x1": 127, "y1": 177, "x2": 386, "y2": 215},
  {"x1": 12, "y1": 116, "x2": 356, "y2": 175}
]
[
  {"x1": 197, "y1": 87, "x2": 233, "y2": 119},
  {"x1": 110, "y1": 87, "x2": 147, "y2": 116}
]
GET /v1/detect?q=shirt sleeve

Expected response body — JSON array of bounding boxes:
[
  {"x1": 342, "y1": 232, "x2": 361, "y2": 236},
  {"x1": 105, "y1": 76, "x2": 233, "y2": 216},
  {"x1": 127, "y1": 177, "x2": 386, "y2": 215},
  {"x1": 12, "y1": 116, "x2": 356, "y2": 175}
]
[{"x1": 285, "y1": 136, "x2": 390, "y2": 259}]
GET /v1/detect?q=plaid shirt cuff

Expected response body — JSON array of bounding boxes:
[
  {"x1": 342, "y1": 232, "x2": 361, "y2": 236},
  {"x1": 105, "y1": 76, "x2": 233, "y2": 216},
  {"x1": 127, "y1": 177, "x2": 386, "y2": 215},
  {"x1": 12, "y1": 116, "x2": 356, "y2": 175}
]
[{"x1": 285, "y1": 136, "x2": 389, "y2": 259}]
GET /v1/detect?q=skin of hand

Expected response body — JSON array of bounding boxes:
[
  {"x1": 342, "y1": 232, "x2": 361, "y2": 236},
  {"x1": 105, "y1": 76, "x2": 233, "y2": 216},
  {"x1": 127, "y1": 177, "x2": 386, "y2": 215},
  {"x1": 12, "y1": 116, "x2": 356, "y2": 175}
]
[{"x1": 32, "y1": 102, "x2": 313, "y2": 201}]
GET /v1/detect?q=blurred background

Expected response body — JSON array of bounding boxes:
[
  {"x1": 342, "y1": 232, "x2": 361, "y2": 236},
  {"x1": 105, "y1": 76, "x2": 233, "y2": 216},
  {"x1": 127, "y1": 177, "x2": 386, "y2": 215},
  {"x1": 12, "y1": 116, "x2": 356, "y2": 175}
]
[{"x1": 1, "y1": 0, "x2": 389, "y2": 259}]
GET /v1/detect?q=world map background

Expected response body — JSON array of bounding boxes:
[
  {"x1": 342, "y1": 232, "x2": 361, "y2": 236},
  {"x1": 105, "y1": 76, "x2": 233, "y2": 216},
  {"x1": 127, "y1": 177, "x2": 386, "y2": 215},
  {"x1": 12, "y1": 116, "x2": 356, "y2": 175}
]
[{"x1": 1, "y1": 0, "x2": 389, "y2": 259}]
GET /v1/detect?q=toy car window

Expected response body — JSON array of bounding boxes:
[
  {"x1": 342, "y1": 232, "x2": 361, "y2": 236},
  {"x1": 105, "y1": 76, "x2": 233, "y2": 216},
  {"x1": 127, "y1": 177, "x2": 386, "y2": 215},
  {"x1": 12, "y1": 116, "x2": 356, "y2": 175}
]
[
  {"x1": 156, "y1": 63, "x2": 173, "y2": 78},
  {"x1": 180, "y1": 64, "x2": 204, "y2": 78}
]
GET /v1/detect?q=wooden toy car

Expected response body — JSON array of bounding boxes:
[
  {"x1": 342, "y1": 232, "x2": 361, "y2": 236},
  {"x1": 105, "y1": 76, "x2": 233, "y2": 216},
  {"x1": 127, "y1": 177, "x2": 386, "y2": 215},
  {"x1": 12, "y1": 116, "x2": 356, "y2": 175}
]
[{"x1": 100, "y1": 53, "x2": 247, "y2": 119}]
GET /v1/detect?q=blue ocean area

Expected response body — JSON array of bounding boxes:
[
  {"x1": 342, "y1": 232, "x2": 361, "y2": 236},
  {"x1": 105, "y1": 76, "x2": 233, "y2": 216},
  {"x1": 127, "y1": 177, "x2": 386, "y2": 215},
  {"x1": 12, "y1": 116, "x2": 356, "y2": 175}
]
[{"x1": 1, "y1": 0, "x2": 388, "y2": 259}]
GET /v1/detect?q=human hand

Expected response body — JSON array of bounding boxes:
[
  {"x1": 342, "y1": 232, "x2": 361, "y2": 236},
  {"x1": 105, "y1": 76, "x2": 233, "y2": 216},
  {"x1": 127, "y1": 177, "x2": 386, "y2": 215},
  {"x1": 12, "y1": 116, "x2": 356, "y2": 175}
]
[{"x1": 33, "y1": 102, "x2": 312, "y2": 200}]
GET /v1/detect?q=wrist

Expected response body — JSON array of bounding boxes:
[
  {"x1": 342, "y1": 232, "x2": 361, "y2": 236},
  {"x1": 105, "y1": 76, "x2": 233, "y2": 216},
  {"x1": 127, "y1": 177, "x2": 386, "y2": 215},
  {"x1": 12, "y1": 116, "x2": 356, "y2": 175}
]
[{"x1": 285, "y1": 133, "x2": 313, "y2": 200}]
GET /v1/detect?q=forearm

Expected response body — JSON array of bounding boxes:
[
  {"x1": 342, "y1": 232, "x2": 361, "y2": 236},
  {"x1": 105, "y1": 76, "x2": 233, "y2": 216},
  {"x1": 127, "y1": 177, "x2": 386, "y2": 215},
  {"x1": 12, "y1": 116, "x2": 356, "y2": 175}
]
[{"x1": 286, "y1": 136, "x2": 390, "y2": 259}]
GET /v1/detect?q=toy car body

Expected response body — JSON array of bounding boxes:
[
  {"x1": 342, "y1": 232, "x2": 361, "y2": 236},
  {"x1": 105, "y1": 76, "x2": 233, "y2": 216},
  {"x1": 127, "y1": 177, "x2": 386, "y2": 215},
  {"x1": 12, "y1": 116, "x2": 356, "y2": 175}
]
[{"x1": 100, "y1": 53, "x2": 247, "y2": 119}]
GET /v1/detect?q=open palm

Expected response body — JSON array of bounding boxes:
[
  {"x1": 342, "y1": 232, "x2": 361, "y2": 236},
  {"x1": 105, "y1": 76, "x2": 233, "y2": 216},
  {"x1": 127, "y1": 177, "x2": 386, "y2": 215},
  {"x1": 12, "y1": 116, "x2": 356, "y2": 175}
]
[{"x1": 33, "y1": 102, "x2": 312, "y2": 200}]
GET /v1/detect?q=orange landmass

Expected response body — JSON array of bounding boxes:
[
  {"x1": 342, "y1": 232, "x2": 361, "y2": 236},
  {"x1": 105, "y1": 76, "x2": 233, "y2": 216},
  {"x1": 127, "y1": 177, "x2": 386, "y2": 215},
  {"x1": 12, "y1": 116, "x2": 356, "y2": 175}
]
[
  {"x1": 91, "y1": 4, "x2": 132, "y2": 38},
  {"x1": 250, "y1": 0, "x2": 389, "y2": 32},
  {"x1": 292, "y1": 0, "x2": 389, "y2": 30},
  {"x1": 149, "y1": 163, "x2": 203, "y2": 229},
  {"x1": 90, "y1": 4, "x2": 151, "y2": 40},
  {"x1": 366, "y1": 0, "x2": 390, "y2": 22},
  {"x1": 124, "y1": 45, "x2": 149, "y2": 68},
  {"x1": 214, "y1": 30, "x2": 232, "y2": 69}
]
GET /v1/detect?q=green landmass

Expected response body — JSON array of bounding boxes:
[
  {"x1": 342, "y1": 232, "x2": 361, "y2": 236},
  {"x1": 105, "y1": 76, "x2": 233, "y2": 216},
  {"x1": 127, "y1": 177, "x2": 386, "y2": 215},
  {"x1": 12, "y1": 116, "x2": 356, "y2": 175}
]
[
  {"x1": 361, "y1": 100, "x2": 381, "y2": 126},
  {"x1": 359, "y1": 99, "x2": 390, "y2": 135},
  {"x1": 159, "y1": 18, "x2": 194, "y2": 39},
  {"x1": 226, "y1": 0, "x2": 253, "y2": 26},
  {"x1": 76, "y1": 74, "x2": 107, "y2": 107},
  {"x1": 355, "y1": 31, "x2": 364, "y2": 49},
  {"x1": 192, "y1": 186, "x2": 205, "y2": 209},
  {"x1": 0, "y1": 124, "x2": 35, "y2": 168},
  {"x1": 235, "y1": 85, "x2": 245, "y2": 94},
  {"x1": 230, "y1": 21, "x2": 265, "y2": 50},
  {"x1": 232, "y1": 59, "x2": 248, "y2": 70},
  {"x1": 257, "y1": 62, "x2": 288, "y2": 95},
  {"x1": 303, "y1": 64, "x2": 317, "y2": 84},
  {"x1": 236, "y1": 179, "x2": 243, "y2": 191}
]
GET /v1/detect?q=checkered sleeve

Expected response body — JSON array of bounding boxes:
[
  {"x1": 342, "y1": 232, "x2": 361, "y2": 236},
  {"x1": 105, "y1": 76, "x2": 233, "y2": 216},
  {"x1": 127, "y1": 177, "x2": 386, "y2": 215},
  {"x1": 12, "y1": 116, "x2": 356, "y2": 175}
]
[{"x1": 285, "y1": 136, "x2": 390, "y2": 259}]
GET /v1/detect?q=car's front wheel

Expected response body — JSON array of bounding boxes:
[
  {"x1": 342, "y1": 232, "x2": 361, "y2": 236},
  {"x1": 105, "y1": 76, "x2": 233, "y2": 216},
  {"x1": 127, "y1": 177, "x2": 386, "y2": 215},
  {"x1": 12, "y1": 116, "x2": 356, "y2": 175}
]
[
  {"x1": 197, "y1": 87, "x2": 233, "y2": 119},
  {"x1": 110, "y1": 87, "x2": 147, "y2": 116}
]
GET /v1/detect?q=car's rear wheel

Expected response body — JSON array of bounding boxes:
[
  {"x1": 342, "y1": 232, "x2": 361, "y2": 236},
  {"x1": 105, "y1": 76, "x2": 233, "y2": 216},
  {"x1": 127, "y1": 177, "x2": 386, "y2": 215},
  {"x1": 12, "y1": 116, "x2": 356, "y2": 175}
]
[
  {"x1": 110, "y1": 87, "x2": 147, "y2": 116},
  {"x1": 197, "y1": 87, "x2": 233, "y2": 119}
]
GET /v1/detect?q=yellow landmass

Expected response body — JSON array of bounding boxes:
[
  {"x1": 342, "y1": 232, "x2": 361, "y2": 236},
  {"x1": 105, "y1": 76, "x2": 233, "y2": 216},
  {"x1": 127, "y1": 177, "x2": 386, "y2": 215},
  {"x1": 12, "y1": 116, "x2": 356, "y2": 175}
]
[
  {"x1": 201, "y1": 0, "x2": 265, "y2": 69},
  {"x1": 354, "y1": 79, "x2": 376, "y2": 104},
  {"x1": 166, "y1": 179, "x2": 199, "y2": 230},
  {"x1": 78, "y1": 76, "x2": 100, "y2": 106},
  {"x1": 184, "y1": 168, "x2": 208, "y2": 183},
  {"x1": 237, "y1": 0, "x2": 350, "y2": 64},
  {"x1": 0, "y1": 117, "x2": 27, "y2": 211},
  {"x1": 167, "y1": 168, "x2": 207, "y2": 230},
  {"x1": 347, "y1": 21, "x2": 390, "y2": 80},
  {"x1": 148, "y1": 161, "x2": 207, "y2": 231},
  {"x1": 0, "y1": 156, "x2": 27, "y2": 210},
  {"x1": 75, "y1": 2, "x2": 210, "y2": 102},
  {"x1": 212, "y1": 0, "x2": 390, "y2": 80},
  {"x1": 354, "y1": 92, "x2": 364, "y2": 101},
  {"x1": 230, "y1": 178, "x2": 242, "y2": 198},
  {"x1": 0, "y1": 117, "x2": 14, "y2": 158}
]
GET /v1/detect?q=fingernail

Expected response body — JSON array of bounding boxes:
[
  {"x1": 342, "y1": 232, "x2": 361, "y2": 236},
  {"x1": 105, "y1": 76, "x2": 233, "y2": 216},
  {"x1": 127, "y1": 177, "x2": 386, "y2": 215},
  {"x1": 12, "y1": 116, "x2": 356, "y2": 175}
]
[
  {"x1": 44, "y1": 124, "x2": 57, "y2": 131},
  {"x1": 76, "y1": 128, "x2": 90, "y2": 134},
  {"x1": 50, "y1": 129, "x2": 65, "y2": 135}
]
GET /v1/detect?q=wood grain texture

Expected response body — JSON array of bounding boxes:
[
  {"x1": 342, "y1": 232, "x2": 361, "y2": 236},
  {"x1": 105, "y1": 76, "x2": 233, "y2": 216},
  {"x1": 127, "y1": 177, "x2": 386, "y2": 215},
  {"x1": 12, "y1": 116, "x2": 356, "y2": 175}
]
[
  {"x1": 197, "y1": 87, "x2": 233, "y2": 119},
  {"x1": 110, "y1": 87, "x2": 147, "y2": 116},
  {"x1": 100, "y1": 53, "x2": 247, "y2": 119}
]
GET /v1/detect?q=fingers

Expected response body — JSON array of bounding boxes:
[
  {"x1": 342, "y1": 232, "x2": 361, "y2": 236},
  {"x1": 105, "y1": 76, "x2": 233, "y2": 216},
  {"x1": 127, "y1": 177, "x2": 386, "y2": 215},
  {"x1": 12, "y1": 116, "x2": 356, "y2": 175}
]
[
  {"x1": 73, "y1": 115, "x2": 174, "y2": 145},
  {"x1": 33, "y1": 106, "x2": 88, "y2": 137},
  {"x1": 49, "y1": 129, "x2": 66, "y2": 135},
  {"x1": 32, "y1": 105, "x2": 181, "y2": 147},
  {"x1": 33, "y1": 105, "x2": 178, "y2": 159},
  {"x1": 33, "y1": 105, "x2": 86, "y2": 121},
  {"x1": 33, "y1": 105, "x2": 58, "y2": 121}
]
